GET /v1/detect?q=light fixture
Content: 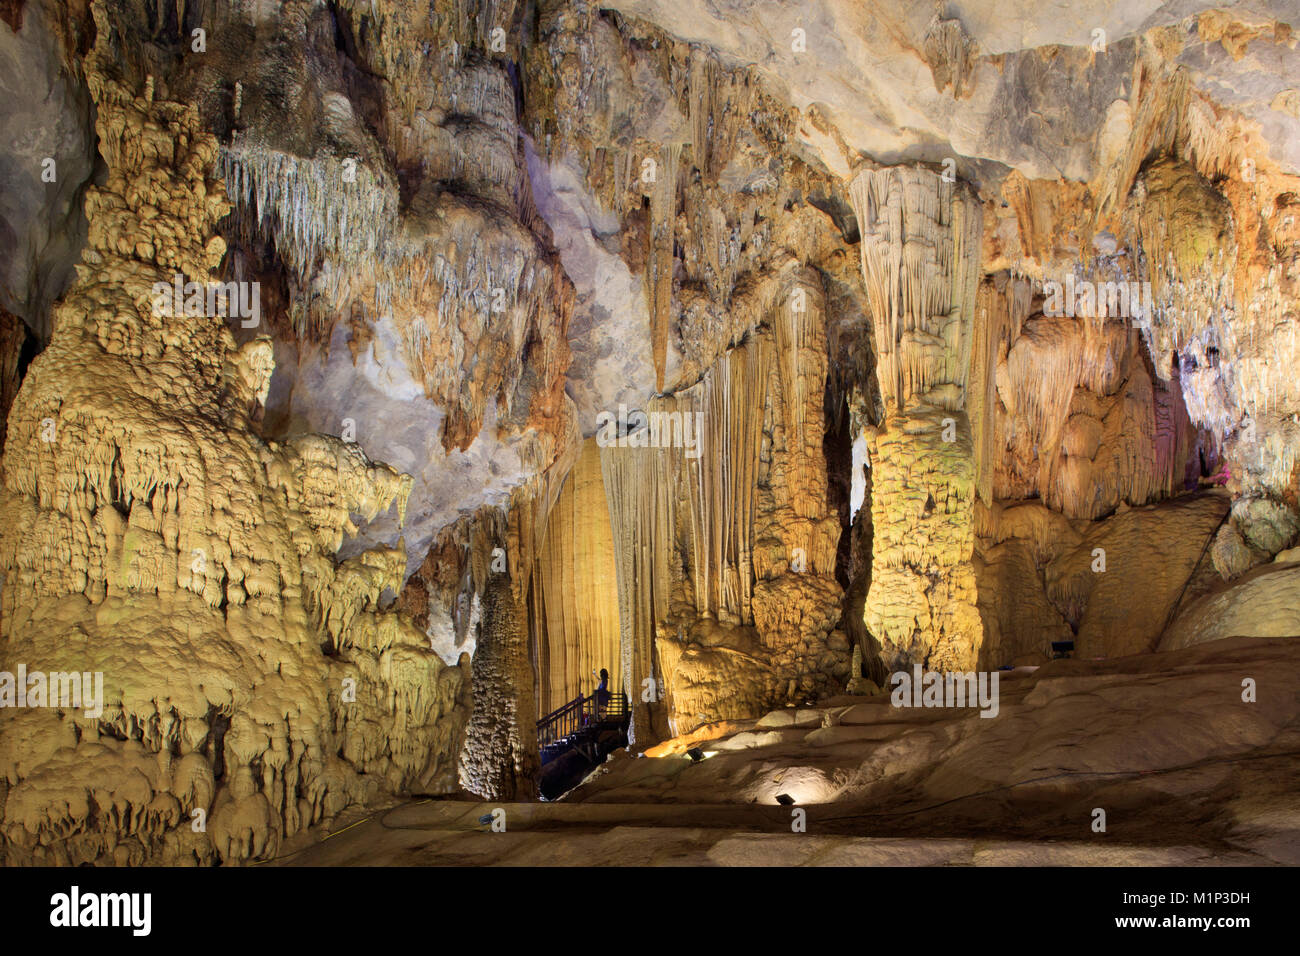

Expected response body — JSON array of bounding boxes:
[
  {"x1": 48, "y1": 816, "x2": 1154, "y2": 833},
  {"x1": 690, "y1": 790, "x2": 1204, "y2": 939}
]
[
  {"x1": 686, "y1": 747, "x2": 704, "y2": 762},
  {"x1": 775, "y1": 793, "x2": 795, "y2": 806}
]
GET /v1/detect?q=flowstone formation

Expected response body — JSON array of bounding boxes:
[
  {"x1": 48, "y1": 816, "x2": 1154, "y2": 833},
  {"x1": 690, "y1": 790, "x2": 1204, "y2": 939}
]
[{"x1": 0, "y1": 4, "x2": 469, "y2": 865}]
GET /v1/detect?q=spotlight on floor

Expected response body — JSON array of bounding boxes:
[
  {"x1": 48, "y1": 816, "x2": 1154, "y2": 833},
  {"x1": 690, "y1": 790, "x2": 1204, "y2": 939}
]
[
  {"x1": 477, "y1": 813, "x2": 495, "y2": 826},
  {"x1": 775, "y1": 793, "x2": 795, "y2": 806},
  {"x1": 686, "y1": 747, "x2": 704, "y2": 762}
]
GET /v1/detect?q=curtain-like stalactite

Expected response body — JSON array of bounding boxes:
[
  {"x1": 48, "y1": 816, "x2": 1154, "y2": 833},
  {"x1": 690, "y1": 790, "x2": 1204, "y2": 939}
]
[
  {"x1": 600, "y1": 269, "x2": 848, "y2": 740},
  {"x1": 529, "y1": 439, "x2": 622, "y2": 714}
]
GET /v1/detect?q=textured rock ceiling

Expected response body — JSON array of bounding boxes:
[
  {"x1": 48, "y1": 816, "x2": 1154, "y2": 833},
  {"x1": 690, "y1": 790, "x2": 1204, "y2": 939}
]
[{"x1": 608, "y1": 0, "x2": 1300, "y2": 179}]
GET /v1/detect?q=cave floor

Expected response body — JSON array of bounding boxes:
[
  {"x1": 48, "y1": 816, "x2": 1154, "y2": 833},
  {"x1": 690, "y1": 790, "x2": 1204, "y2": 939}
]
[
  {"x1": 270, "y1": 793, "x2": 1288, "y2": 867},
  {"x1": 274, "y1": 637, "x2": 1300, "y2": 867}
]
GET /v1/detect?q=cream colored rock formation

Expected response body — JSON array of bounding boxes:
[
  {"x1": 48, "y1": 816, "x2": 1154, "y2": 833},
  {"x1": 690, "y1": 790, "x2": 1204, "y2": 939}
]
[
  {"x1": 604, "y1": 275, "x2": 849, "y2": 741},
  {"x1": 529, "y1": 440, "x2": 621, "y2": 715},
  {"x1": 0, "y1": 3, "x2": 469, "y2": 865},
  {"x1": 1162, "y1": 564, "x2": 1300, "y2": 651},
  {"x1": 848, "y1": 165, "x2": 985, "y2": 672},
  {"x1": 2, "y1": 0, "x2": 1299, "y2": 863}
]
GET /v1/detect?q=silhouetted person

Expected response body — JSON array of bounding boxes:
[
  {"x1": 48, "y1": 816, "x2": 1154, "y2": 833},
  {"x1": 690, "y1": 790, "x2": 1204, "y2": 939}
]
[{"x1": 595, "y1": 668, "x2": 611, "y2": 720}]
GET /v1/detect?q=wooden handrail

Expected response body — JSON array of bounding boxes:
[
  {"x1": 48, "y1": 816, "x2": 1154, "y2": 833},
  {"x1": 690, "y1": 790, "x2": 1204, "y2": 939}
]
[
  {"x1": 536, "y1": 690, "x2": 630, "y2": 750},
  {"x1": 537, "y1": 694, "x2": 585, "y2": 728}
]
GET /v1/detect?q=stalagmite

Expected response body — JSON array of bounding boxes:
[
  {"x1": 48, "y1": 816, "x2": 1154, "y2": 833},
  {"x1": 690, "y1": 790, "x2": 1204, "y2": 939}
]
[
  {"x1": 848, "y1": 164, "x2": 985, "y2": 671},
  {"x1": 458, "y1": 571, "x2": 539, "y2": 801}
]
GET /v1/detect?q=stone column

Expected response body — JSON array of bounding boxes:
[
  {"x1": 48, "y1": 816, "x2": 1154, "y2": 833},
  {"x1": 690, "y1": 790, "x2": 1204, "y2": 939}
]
[{"x1": 847, "y1": 165, "x2": 985, "y2": 671}]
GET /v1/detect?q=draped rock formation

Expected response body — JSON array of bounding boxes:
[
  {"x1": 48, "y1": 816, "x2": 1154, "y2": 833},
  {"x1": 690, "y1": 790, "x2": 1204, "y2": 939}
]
[
  {"x1": 528, "y1": 439, "x2": 621, "y2": 715},
  {"x1": 601, "y1": 271, "x2": 848, "y2": 742}
]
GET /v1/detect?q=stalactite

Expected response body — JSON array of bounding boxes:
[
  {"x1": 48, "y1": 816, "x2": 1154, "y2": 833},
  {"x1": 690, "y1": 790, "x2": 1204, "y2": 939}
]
[
  {"x1": 600, "y1": 277, "x2": 847, "y2": 739},
  {"x1": 600, "y1": 433, "x2": 673, "y2": 746},
  {"x1": 922, "y1": 15, "x2": 977, "y2": 99},
  {"x1": 969, "y1": 275, "x2": 1029, "y2": 503},
  {"x1": 682, "y1": 340, "x2": 769, "y2": 625},
  {"x1": 849, "y1": 165, "x2": 983, "y2": 414},
  {"x1": 218, "y1": 144, "x2": 399, "y2": 302},
  {"x1": 647, "y1": 142, "x2": 682, "y2": 394},
  {"x1": 204, "y1": 0, "x2": 576, "y2": 479}
]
